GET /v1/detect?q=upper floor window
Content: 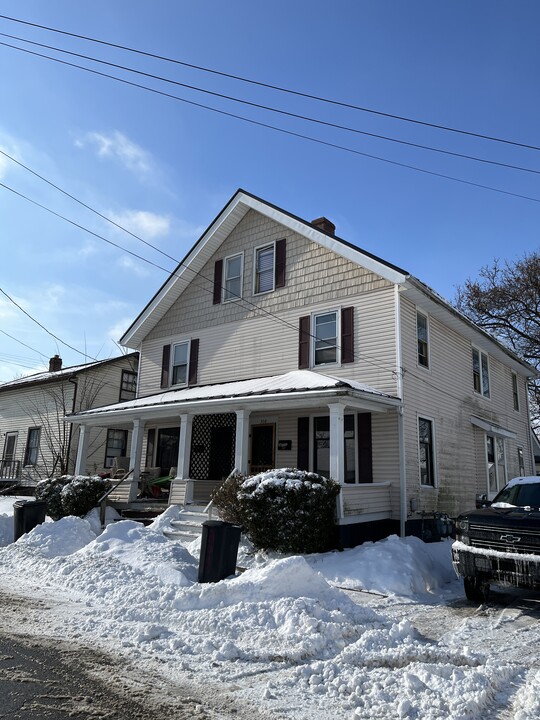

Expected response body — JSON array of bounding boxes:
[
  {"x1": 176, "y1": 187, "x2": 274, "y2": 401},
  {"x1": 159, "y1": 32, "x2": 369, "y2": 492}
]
[
  {"x1": 23, "y1": 427, "x2": 40, "y2": 466},
  {"x1": 172, "y1": 341, "x2": 190, "y2": 385},
  {"x1": 512, "y1": 373, "x2": 519, "y2": 411},
  {"x1": 313, "y1": 311, "x2": 338, "y2": 366},
  {"x1": 119, "y1": 370, "x2": 137, "y2": 402},
  {"x1": 472, "y1": 347, "x2": 490, "y2": 397},
  {"x1": 254, "y1": 244, "x2": 275, "y2": 294},
  {"x1": 416, "y1": 311, "x2": 429, "y2": 368},
  {"x1": 223, "y1": 253, "x2": 243, "y2": 302},
  {"x1": 418, "y1": 417, "x2": 435, "y2": 486}
]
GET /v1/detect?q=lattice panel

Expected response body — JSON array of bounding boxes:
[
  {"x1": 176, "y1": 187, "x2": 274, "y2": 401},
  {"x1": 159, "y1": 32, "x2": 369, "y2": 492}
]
[{"x1": 189, "y1": 413, "x2": 236, "y2": 480}]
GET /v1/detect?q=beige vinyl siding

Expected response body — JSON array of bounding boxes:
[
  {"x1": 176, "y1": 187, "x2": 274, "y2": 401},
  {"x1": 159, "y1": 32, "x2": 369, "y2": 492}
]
[
  {"x1": 138, "y1": 212, "x2": 399, "y2": 397},
  {"x1": 400, "y1": 296, "x2": 533, "y2": 518},
  {"x1": 342, "y1": 482, "x2": 392, "y2": 517}
]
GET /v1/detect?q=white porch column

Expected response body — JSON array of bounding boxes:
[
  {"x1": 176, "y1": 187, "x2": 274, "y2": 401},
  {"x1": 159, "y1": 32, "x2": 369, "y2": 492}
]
[
  {"x1": 129, "y1": 418, "x2": 145, "y2": 484},
  {"x1": 235, "y1": 409, "x2": 251, "y2": 475},
  {"x1": 329, "y1": 403, "x2": 345, "y2": 519},
  {"x1": 177, "y1": 414, "x2": 193, "y2": 479},
  {"x1": 74, "y1": 424, "x2": 90, "y2": 475}
]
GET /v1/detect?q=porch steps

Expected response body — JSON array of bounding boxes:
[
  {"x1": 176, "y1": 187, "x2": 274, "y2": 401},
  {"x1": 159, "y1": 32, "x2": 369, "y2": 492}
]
[
  {"x1": 117, "y1": 502, "x2": 168, "y2": 526},
  {"x1": 163, "y1": 504, "x2": 218, "y2": 541}
]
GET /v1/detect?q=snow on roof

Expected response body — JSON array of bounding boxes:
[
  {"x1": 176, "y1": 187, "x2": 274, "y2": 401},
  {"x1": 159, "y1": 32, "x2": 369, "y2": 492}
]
[
  {"x1": 0, "y1": 354, "x2": 136, "y2": 392},
  {"x1": 69, "y1": 370, "x2": 398, "y2": 418}
]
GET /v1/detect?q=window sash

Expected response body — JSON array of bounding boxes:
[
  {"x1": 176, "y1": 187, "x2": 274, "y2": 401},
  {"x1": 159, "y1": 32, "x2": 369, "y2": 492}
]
[
  {"x1": 417, "y1": 312, "x2": 429, "y2": 368},
  {"x1": 314, "y1": 312, "x2": 337, "y2": 365},
  {"x1": 120, "y1": 370, "x2": 137, "y2": 401},
  {"x1": 486, "y1": 434, "x2": 506, "y2": 494},
  {"x1": 172, "y1": 342, "x2": 189, "y2": 385},
  {"x1": 512, "y1": 373, "x2": 519, "y2": 411},
  {"x1": 472, "y1": 348, "x2": 490, "y2": 397},
  {"x1": 24, "y1": 428, "x2": 40, "y2": 466},
  {"x1": 419, "y1": 418, "x2": 435, "y2": 486},
  {"x1": 255, "y1": 245, "x2": 275, "y2": 294},
  {"x1": 224, "y1": 254, "x2": 242, "y2": 301},
  {"x1": 518, "y1": 447, "x2": 525, "y2": 476},
  {"x1": 105, "y1": 429, "x2": 127, "y2": 467}
]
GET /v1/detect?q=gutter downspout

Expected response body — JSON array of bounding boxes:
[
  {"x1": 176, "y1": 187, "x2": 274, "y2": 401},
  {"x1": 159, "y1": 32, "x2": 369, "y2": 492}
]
[{"x1": 395, "y1": 285, "x2": 407, "y2": 537}]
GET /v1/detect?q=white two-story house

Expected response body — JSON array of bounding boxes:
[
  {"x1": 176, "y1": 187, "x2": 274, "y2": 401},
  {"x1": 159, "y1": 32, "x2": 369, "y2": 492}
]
[{"x1": 66, "y1": 190, "x2": 536, "y2": 545}]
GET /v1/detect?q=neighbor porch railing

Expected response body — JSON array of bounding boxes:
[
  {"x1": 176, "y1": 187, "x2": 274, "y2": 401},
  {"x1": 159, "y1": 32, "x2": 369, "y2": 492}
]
[
  {"x1": 98, "y1": 469, "x2": 134, "y2": 528},
  {"x1": 0, "y1": 460, "x2": 21, "y2": 479}
]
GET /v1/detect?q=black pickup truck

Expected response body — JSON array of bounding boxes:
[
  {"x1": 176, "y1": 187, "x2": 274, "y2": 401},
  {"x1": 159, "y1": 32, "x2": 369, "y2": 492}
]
[{"x1": 452, "y1": 476, "x2": 540, "y2": 602}]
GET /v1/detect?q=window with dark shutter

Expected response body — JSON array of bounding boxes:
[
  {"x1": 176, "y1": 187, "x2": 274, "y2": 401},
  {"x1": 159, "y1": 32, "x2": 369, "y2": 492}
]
[
  {"x1": 357, "y1": 413, "x2": 373, "y2": 483},
  {"x1": 213, "y1": 259, "x2": 223, "y2": 305},
  {"x1": 297, "y1": 417, "x2": 310, "y2": 470},
  {"x1": 275, "y1": 238, "x2": 286, "y2": 288},
  {"x1": 188, "y1": 338, "x2": 199, "y2": 386},
  {"x1": 341, "y1": 307, "x2": 354, "y2": 364},
  {"x1": 161, "y1": 344, "x2": 171, "y2": 388},
  {"x1": 298, "y1": 316, "x2": 311, "y2": 369}
]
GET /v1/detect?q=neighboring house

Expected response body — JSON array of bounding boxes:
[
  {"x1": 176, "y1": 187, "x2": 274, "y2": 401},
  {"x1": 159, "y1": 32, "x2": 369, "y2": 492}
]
[
  {"x1": 532, "y1": 430, "x2": 540, "y2": 476},
  {"x1": 0, "y1": 353, "x2": 138, "y2": 485},
  {"x1": 66, "y1": 190, "x2": 537, "y2": 545}
]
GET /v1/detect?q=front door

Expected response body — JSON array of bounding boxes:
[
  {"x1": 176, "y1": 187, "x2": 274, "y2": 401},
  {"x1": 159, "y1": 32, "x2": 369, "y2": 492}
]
[
  {"x1": 208, "y1": 426, "x2": 235, "y2": 480},
  {"x1": 250, "y1": 424, "x2": 275, "y2": 475},
  {"x1": 156, "y1": 428, "x2": 180, "y2": 473}
]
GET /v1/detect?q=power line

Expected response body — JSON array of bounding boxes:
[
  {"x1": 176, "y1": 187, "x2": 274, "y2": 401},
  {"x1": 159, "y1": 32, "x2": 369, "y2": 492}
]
[
  {"x1": 0, "y1": 327, "x2": 48, "y2": 359},
  {"x1": 2, "y1": 33, "x2": 540, "y2": 178},
  {"x1": 1, "y1": 13, "x2": 539, "y2": 153},
  {"x1": 3, "y1": 40, "x2": 540, "y2": 207},
  {"x1": 0, "y1": 286, "x2": 98, "y2": 362}
]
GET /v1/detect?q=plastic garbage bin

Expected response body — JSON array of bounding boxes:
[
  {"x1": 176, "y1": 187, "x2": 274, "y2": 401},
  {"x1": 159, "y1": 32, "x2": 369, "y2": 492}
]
[
  {"x1": 13, "y1": 500, "x2": 47, "y2": 542},
  {"x1": 198, "y1": 520, "x2": 242, "y2": 583}
]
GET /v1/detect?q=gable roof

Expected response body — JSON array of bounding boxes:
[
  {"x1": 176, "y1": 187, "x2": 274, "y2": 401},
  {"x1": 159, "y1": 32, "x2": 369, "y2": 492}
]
[
  {"x1": 120, "y1": 189, "x2": 409, "y2": 349},
  {"x1": 0, "y1": 353, "x2": 138, "y2": 393}
]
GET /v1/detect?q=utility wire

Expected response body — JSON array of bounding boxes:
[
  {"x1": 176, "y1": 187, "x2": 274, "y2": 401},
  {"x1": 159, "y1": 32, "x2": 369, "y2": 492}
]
[
  {"x1": 0, "y1": 286, "x2": 98, "y2": 362},
  {"x1": 1, "y1": 13, "x2": 539, "y2": 153},
  {"x1": 0, "y1": 327, "x2": 48, "y2": 359},
  {"x1": 0, "y1": 178, "x2": 399, "y2": 377},
  {"x1": 3, "y1": 40, "x2": 540, "y2": 208},
  {"x1": 2, "y1": 32, "x2": 540, "y2": 177}
]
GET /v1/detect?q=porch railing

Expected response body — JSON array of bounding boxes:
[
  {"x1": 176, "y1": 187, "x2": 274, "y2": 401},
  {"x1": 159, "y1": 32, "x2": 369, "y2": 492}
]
[
  {"x1": 0, "y1": 460, "x2": 21, "y2": 479},
  {"x1": 98, "y1": 469, "x2": 134, "y2": 528}
]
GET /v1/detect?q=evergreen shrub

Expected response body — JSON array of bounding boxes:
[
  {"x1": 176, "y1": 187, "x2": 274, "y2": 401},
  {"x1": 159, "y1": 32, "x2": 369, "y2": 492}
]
[{"x1": 35, "y1": 475, "x2": 111, "y2": 520}]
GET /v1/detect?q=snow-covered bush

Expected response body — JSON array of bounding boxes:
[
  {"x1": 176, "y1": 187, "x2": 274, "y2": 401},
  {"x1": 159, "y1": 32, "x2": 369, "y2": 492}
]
[
  {"x1": 35, "y1": 475, "x2": 111, "y2": 520},
  {"x1": 213, "y1": 468, "x2": 340, "y2": 554}
]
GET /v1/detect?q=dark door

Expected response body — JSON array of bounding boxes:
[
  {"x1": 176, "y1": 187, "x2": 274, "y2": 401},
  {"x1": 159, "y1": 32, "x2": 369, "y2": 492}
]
[
  {"x1": 157, "y1": 427, "x2": 180, "y2": 472},
  {"x1": 208, "y1": 426, "x2": 234, "y2": 480},
  {"x1": 250, "y1": 425, "x2": 275, "y2": 475}
]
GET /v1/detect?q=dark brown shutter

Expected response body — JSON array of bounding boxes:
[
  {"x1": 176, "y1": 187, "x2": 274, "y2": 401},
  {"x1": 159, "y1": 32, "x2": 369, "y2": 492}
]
[
  {"x1": 357, "y1": 413, "x2": 372, "y2": 483},
  {"x1": 213, "y1": 259, "x2": 223, "y2": 305},
  {"x1": 341, "y1": 307, "x2": 354, "y2": 364},
  {"x1": 160, "y1": 344, "x2": 171, "y2": 388},
  {"x1": 275, "y1": 238, "x2": 286, "y2": 288},
  {"x1": 188, "y1": 338, "x2": 199, "y2": 386},
  {"x1": 297, "y1": 417, "x2": 310, "y2": 471},
  {"x1": 298, "y1": 315, "x2": 310, "y2": 369}
]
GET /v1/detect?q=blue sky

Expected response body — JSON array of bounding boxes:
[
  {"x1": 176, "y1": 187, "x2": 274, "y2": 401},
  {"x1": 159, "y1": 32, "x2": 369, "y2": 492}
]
[{"x1": 1, "y1": 1, "x2": 539, "y2": 382}]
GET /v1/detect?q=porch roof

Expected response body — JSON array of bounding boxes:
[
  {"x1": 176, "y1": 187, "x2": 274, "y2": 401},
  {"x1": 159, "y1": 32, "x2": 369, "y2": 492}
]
[{"x1": 66, "y1": 370, "x2": 401, "y2": 425}]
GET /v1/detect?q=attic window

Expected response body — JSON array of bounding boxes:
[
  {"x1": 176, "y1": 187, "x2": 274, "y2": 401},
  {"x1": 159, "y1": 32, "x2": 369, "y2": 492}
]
[
  {"x1": 223, "y1": 253, "x2": 243, "y2": 302},
  {"x1": 254, "y1": 244, "x2": 275, "y2": 294}
]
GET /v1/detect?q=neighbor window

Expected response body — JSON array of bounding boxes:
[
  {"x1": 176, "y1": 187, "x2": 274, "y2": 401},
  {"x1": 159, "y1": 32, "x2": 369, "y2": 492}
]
[
  {"x1": 171, "y1": 341, "x2": 189, "y2": 385},
  {"x1": 119, "y1": 370, "x2": 137, "y2": 402},
  {"x1": 104, "y1": 429, "x2": 127, "y2": 468},
  {"x1": 418, "y1": 417, "x2": 435, "y2": 486},
  {"x1": 486, "y1": 434, "x2": 506, "y2": 495},
  {"x1": 223, "y1": 253, "x2": 243, "y2": 302},
  {"x1": 23, "y1": 427, "x2": 40, "y2": 466},
  {"x1": 313, "y1": 311, "x2": 338, "y2": 365},
  {"x1": 512, "y1": 373, "x2": 519, "y2": 411},
  {"x1": 254, "y1": 244, "x2": 275, "y2": 294},
  {"x1": 417, "y1": 311, "x2": 429, "y2": 368},
  {"x1": 518, "y1": 446, "x2": 525, "y2": 476},
  {"x1": 472, "y1": 347, "x2": 490, "y2": 397}
]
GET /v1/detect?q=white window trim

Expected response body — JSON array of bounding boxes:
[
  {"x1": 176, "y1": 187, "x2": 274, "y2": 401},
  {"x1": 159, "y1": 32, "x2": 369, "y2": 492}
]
[
  {"x1": 252, "y1": 241, "x2": 276, "y2": 296},
  {"x1": 472, "y1": 346, "x2": 491, "y2": 399},
  {"x1": 311, "y1": 308, "x2": 340, "y2": 368},
  {"x1": 23, "y1": 426, "x2": 41, "y2": 467},
  {"x1": 170, "y1": 339, "x2": 191, "y2": 387},
  {"x1": 418, "y1": 415, "x2": 437, "y2": 489},
  {"x1": 416, "y1": 309, "x2": 430, "y2": 371},
  {"x1": 2, "y1": 431, "x2": 18, "y2": 461},
  {"x1": 222, "y1": 251, "x2": 244, "y2": 303}
]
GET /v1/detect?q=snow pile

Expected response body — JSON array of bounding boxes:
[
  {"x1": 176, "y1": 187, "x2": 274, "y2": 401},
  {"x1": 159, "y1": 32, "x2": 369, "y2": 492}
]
[{"x1": 0, "y1": 497, "x2": 534, "y2": 719}]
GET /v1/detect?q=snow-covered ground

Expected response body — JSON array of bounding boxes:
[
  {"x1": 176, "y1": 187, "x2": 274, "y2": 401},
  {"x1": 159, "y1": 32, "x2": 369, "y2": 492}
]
[{"x1": 1, "y1": 498, "x2": 539, "y2": 719}]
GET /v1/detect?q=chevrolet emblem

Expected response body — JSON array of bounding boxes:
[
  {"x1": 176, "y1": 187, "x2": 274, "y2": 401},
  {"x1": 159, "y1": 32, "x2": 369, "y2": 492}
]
[{"x1": 500, "y1": 534, "x2": 521, "y2": 543}]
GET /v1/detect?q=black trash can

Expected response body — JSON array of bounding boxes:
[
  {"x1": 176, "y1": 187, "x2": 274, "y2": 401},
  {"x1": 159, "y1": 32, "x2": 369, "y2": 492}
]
[
  {"x1": 13, "y1": 500, "x2": 47, "y2": 542},
  {"x1": 198, "y1": 520, "x2": 242, "y2": 583}
]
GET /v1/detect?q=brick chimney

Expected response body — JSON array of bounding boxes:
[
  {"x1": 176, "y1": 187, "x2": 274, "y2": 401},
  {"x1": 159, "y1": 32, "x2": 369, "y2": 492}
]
[
  {"x1": 49, "y1": 355, "x2": 63, "y2": 372},
  {"x1": 311, "y1": 216, "x2": 336, "y2": 235}
]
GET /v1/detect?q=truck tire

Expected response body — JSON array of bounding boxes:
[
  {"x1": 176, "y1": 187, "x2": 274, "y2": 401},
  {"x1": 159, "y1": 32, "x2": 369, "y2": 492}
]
[{"x1": 464, "y1": 576, "x2": 490, "y2": 603}]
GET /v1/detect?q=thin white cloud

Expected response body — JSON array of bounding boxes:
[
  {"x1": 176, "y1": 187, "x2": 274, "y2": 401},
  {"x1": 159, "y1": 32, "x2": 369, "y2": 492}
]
[
  {"x1": 107, "y1": 317, "x2": 134, "y2": 344},
  {"x1": 117, "y1": 256, "x2": 151, "y2": 277},
  {"x1": 109, "y1": 209, "x2": 171, "y2": 240},
  {"x1": 76, "y1": 131, "x2": 154, "y2": 179}
]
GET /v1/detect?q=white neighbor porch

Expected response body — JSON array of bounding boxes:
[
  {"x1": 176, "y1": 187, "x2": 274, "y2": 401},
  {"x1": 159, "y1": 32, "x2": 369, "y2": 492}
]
[{"x1": 66, "y1": 371, "x2": 403, "y2": 532}]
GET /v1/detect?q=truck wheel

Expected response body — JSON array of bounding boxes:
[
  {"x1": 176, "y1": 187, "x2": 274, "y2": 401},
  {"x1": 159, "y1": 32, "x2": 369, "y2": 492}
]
[{"x1": 464, "y1": 576, "x2": 490, "y2": 603}]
